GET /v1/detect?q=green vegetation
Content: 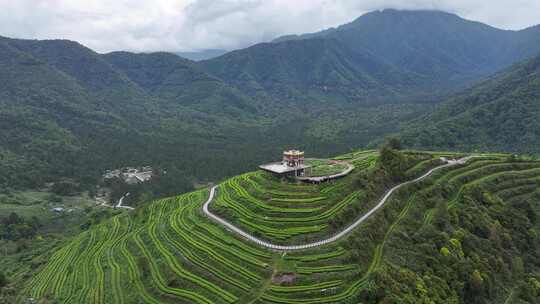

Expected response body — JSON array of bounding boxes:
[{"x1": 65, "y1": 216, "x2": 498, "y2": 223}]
[
  {"x1": 206, "y1": 9, "x2": 540, "y2": 105},
  {"x1": 5, "y1": 149, "x2": 537, "y2": 304},
  {"x1": 305, "y1": 159, "x2": 348, "y2": 177},
  {"x1": 400, "y1": 51, "x2": 540, "y2": 154},
  {"x1": 2, "y1": 10, "x2": 540, "y2": 304},
  {"x1": 12, "y1": 188, "x2": 360, "y2": 303},
  {"x1": 3, "y1": 9, "x2": 540, "y2": 197},
  {"x1": 210, "y1": 151, "x2": 383, "y2": 243},
  {"x1": 209, "y1": 148, "x2": 441, "y2": 244}
]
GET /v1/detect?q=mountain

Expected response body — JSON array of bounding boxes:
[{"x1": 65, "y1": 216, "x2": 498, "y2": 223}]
[
  {"x1": 102, "y1": 51, "x2": 261, "y2": 116},
  {"x1": 6, "y1": 150, "x2": 540, "y2": 303},
  {"x1": 176, "y1": 49, "x2": 228, "y2": 61},
  {"x1": 399, "y1": 51, "x2": 540, "y2": 154},
  {"x1": 0, "y1": 37, "x2": 137, "y2": 187},
  {"x1": 3, "y1": 10, "x2": 540, "y2": 303},
  {"x1": 202, "y1": 38, "x2": 424, "y2": 105},
  {"x1": 274, "y1": 9, "x2": 540, "y2": 80},
  {"x1": 2, "y1": 9, "x2": 540, "y2": 190},
  {"x1": 204, "y1": 9, "x2": 540, "y2": 105},
  {"x1": 0, "y1": 36, "x2": 364, "y2": 191},
  {"x1": 0, "y1": 37, "x2": 275, "y2": 190}
]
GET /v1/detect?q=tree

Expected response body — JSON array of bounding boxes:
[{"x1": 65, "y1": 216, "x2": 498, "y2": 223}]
[
  {"x1": 379, "y1": 145, "x2": 406, "y2": 181},
  {"x1": 51, "y1": 181, "x2": 80, "y2": 196},
  {"x1": 0, "y1": 271, "x2": 7, "y2": 288},
  {"x1": 3, "y1": 212, "x2": 22, "y2": 226},
  {"x1": 512, "y1": 257, "x2": 525, "y2": 279},
  {"x1": 433, "y1": 201, "x2": 450, "y2": 231},
  {"x1": 384, "y1": 137, "x2": 402, "y2": 150},
  {"x1": 469, "y1": 270, "x2": 485, "y2": 297}
]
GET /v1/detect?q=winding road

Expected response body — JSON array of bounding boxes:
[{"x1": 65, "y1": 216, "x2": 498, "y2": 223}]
[
  {"x1": 116, "y1": 193, "x2": 134, "y2": 210},
  {"x1": 202, "y1": 157, "x2": 471, "y2": 251},
  {"x1": 297, "y1": 161, "x2": 355, "y2": 183}
]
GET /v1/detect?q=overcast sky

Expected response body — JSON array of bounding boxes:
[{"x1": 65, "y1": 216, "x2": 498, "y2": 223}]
[{"x1": 0, "y1": 0, "x2": 539, "y2": 53}]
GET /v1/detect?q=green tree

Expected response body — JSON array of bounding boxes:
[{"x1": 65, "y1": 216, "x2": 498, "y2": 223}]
[
  {"x1": 51, "y1": 181, "x2": 80, "y2": 196},
  {"x1": 385, "y1": 137, "x2": 402, "y2": 150},
  {"x1": 379, "y1": 145, "x2": 406, "y2": 180},
  {"x1": 469, "y1": 270, "x2": 485, "y2": 298},
  {"x1": 0, "y1": 270, "x2": 7, "y2": 288}
]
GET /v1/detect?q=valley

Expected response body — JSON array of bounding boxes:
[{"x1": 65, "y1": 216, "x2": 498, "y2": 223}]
[{"x1": 2, "y1": 9, "x2": 540, "y2": 196}]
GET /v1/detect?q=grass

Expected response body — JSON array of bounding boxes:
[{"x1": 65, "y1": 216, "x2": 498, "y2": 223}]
[{"x1": 305, "y1": 159, "x2": 348, "y2": 177}]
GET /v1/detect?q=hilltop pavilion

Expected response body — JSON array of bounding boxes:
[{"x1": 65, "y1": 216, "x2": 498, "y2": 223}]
[{"x1": 259, "y1": 150, "x2": 311, "y2": 177}]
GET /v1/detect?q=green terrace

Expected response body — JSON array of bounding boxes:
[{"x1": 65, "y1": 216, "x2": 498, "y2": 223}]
[
  {"x1": 209, "y1": 150, "x2": 449, "y2": 244},
  {"x1": 17, "y1": 150, "x2": 540, "y2": 303}
]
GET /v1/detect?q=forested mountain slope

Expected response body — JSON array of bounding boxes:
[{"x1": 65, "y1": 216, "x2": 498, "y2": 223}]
[
  {"x1": 0, "y1": 35, "x2": 365, "y2": 191},
  {"x1": 0, "y1": 38, "x2": 133, "y2": 187},
  {"x1": 7, "y1": 150, "x2": 539, "y2": 303},
  {"x1": 400, "y1": 52, "x2": 540, "y2": 153},
  {"x1": 274, "y1": 9, "x2": 540, "y2": 85},
  {"x1": 2, "y1": 9, "x2": 540, "y2": 192},
  {"x1": 206, "y1": 9, "x2": 540, "y2": 104},
  {"x1": 102, "y1": 51, "x2": 262, "y2": 116},
  {"x1": 201, "y1": 38, "x2": 421, "y2": 105},
  {"x1": 0, "y1": 37, "x2": 279, "y2": 190}
]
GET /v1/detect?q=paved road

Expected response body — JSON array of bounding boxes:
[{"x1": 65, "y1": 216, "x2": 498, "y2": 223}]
[
  {"x1": 203, "y1": 157, "x2": 471, "y2": 251},
  {"x1": 297, "y1": 161, "x2": 355, "y2": 183},
  {"x1": 98, "y1": 193, "x2": 134, "y2": 210},
  {"x1": 116, "y1": 193, "x2": 134, "y2": 210}
]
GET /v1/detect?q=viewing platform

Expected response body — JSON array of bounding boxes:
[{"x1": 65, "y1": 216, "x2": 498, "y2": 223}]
[
  {"x1": 259, "y1": 150, "x2": 311, "y2": 177},
  {"x1": 258, "y1": 162, "x2": 311, "y2": 176},
  {"x1": 259, "y1": 149, "x2": 354, "y2": 182},
  {"x1": 296, "y1": 161, "x2": 355, "y2": 183}
]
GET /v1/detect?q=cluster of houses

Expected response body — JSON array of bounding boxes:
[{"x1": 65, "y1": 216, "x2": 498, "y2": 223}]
[{"x1": 103, "y1": 166, "x2": 154, "y2": 184}]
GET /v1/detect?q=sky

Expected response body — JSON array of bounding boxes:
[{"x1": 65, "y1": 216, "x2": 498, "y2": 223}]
[{"x1": 0, "y1": 0, "x2": 539, "y2": 53}]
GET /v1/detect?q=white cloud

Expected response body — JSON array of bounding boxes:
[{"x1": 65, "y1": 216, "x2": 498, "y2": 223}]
[{"x1": 0, "y1": 0, "x2": 538, "y2": 53}]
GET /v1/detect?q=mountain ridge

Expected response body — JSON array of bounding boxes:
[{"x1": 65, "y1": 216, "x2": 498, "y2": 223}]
[
  {"x1": 399, "y1": 51, "x2": 540, "y2": 153},
  {"x1": 2, "y1": 9, "x2": 540, "y2": 190},
  {"x1": 204, "y1": 9, "x2": 540, "y2": 105}
]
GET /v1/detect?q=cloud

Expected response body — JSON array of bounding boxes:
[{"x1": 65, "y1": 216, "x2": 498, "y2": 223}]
[{"x1": 0, "y1": 0, "x2": 538, "y2": 53}]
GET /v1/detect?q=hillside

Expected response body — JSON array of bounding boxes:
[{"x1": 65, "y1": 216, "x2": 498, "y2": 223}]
[
  {"x1": 201, "y1": 38, "x2": 421, "y2": 105},
  {"x1": 205, "y1": 9, "x2": 540, "y2": 104},
  {"x1": 0, "y1": 34, "x2": 418, "y2": 192},
  {"x1": 0, "y1": 36, "x2": 299, "y2": 192},
  {"x1": 0, "y1": 37, "x2": 135, "y2": 187},
  {"x1": 0, "y1": 34, "x2": 428, "y2": 192},
  {"x1": 400, "y1": 51, "x2": 540, "y2": 153},
  {"x1": 2, "y1": 9, "x2": 540, "y2": 197},
  {"x1": 6, "y1": 149, "x2": 539, "y2": 303},
  {"x1": 102, "y1": 51, "x2": 262, "y2": 116}
]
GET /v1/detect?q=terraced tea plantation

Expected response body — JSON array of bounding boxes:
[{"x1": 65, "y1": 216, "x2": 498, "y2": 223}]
[
  {"x1": 16, "y1": 151, "x2": 540, "y2": 303},
  {"x1": 209, "y1": 150, "x2": 441, "y2": 244}
]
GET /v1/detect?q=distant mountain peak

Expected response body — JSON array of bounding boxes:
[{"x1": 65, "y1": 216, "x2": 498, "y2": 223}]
[{"x1": 273, "y1": 9, "x2": 486, "y2": 43}]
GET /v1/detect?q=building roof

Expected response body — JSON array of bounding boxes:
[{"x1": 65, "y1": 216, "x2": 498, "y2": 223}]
[
  {"x1": 259, "y1": 162, "x2": 311, "y2": 174},
  {"x1": 283, "y1": 150, "x2": 304, "y2": 156}
]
